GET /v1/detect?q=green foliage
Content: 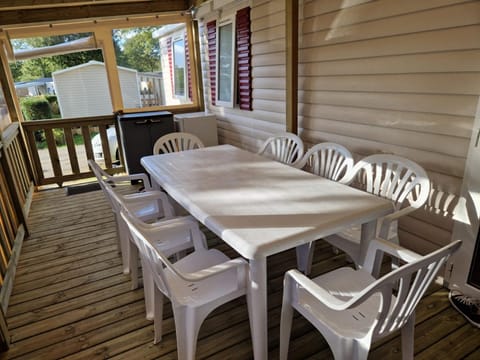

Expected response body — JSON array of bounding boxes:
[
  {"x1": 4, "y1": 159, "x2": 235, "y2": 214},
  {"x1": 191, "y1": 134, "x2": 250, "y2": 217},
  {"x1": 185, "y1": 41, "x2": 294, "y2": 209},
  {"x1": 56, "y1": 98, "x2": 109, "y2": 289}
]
[
  {"x1": 11, "y1": 34, "x2": 103, "y2": 81},
  {"x1": 44, "y1": 95, "x2": 60, "y2": 116},
  {"x1": 20, "y1": 96, "x2": 52, "y2": 120},
  {"x1": 113, "y1": 27, "x2": 161, "y2": 72}
]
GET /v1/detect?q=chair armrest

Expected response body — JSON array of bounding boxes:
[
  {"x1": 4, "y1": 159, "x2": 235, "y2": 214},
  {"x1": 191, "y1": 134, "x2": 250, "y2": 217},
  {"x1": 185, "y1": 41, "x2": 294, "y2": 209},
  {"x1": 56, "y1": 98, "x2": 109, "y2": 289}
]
[
  {"x1": 122, "y1": 190, "x2": 175, "y2": 217},
  {"x1": 285, "y1": 269, "x2": 349, "y2": 310},
  {"x1": 377, "y1": 206, "x2": 416, "y2": 239},
  {"x1": 176, "y1": 257, "x2": 248, "y2": 282},
  {"x1": 135, "y1": 215, "x2": 207, "y2": 251},
  {"x1": 106, "y1": 172, "x2": 152, "y2": 190},
  {"x1": 362, "y1": 237, "x2": 422, "y2": 274}
]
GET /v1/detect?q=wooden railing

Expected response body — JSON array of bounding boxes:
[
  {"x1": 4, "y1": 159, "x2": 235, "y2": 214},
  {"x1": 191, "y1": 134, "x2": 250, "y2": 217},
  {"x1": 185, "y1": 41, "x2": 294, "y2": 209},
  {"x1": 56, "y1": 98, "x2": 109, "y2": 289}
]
[
  {"x1": 1, "y1": 123, "x2": 33, "y2": 217},
  {"x1": 0, "y1": 122, "x2": 32, "y2": 348},
  {"x1": 21, "y1": 115, "x2": 125, "y2": 187}
]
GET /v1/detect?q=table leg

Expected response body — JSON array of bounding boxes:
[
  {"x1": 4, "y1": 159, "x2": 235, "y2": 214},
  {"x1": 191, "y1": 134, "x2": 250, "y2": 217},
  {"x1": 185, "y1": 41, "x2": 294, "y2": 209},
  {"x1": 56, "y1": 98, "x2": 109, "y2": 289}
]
[
  {"x1": 247, "y1": 257, "x2": 268, "y2": 360},
  {"x1": 360, "y1": 219, "x2": 378, "y2": 268}
]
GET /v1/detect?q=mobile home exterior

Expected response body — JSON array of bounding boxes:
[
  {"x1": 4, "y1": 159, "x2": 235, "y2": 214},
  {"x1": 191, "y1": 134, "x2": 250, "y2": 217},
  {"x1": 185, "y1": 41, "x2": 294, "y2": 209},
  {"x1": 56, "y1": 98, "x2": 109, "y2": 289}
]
[{"x1": 53, "y1": 60, "x2": 141, "y2": 118}]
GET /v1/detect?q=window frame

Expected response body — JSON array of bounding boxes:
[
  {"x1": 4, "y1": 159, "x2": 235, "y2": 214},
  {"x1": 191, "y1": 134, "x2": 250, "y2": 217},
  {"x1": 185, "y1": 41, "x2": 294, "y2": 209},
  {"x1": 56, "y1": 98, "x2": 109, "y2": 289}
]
[
  {"x1": 172, "y1": 33, "x2": 187, "y2": 99},
  {"x1": 2, "y1": 14, "x2": 200, "y2": 119},
  {"x1": 215, "y1": 17, "x2": 236, "y2": 108}
]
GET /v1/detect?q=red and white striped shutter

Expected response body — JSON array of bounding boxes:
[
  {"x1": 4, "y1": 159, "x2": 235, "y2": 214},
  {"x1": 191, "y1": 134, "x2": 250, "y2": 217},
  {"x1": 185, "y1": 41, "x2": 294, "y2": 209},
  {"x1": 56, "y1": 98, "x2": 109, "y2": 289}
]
[
  {"x1": 184, "y1": 32, "x2": 192, "y2": 100},
  {"x1": 166, "y1": 37, "x2": 174, "y2": 96},
  {"x1": 236, "y1": 7, "x2": 252, "y2": 110},
  {"x1": 206, "y1": 20, "x2": 217, "y2": 106}
]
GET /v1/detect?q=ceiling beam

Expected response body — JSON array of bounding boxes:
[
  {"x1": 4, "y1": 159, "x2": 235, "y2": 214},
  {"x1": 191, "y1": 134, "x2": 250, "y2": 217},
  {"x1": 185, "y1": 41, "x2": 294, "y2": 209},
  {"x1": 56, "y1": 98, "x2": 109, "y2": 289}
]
[{"x1": 0, "y1": 0, "x2": 190, "y2": 27}]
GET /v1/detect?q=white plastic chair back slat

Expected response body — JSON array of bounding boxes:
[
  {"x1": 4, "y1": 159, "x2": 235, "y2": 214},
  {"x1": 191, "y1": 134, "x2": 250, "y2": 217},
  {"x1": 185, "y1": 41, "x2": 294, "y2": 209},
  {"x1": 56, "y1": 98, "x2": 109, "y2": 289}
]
[
  {"x1": 280, "y1": 239, "x2": 461, "y2": 360},
  {"x1": 153, "y1": 132, "x2": 204, "y2": 154},
  {"x1": 347, "y1": 154, "x2": 430, "y2": 211},
  {"x1": 257, "y1": 132, "x2": 304, "y2": 167},
  {"x1": 297, "y1": 142, "x2": 354, "y2": 182}
]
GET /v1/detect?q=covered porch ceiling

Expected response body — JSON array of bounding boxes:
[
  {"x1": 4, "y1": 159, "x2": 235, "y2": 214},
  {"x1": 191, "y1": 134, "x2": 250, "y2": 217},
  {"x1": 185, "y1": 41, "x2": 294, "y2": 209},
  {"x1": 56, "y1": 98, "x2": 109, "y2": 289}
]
[{"x1": 0, "y1": 0, "x2": 198, "y2": 26}]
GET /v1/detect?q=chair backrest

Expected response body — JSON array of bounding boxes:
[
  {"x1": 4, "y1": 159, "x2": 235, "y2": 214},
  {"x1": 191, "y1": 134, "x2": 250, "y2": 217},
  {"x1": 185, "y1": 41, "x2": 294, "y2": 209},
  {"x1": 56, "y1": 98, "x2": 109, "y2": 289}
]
[
  {"x1": 88, "y1": 159, "x2": 115, "y2": 207},
  {"x1": 153, "y1": 132, "x2": 204, "y2": 154},
  {"x1": 357, "y1": 240, "x2": 461, "y2": 341},
  {"x1": 257, "y1": 132, "x2": 304, "y2": 166},
  {"x1": 88, "y1": 159, "x2": 108, "y2": 185},
  {"x1": 296, "y1": 142, "x2": 354, "y2": 182},
  {"x1": 345, "y1": 154, "x2": 430, "y2": 212},
  {"x1": 121, "y1": 209, "x2": 194, "y2": 300}
]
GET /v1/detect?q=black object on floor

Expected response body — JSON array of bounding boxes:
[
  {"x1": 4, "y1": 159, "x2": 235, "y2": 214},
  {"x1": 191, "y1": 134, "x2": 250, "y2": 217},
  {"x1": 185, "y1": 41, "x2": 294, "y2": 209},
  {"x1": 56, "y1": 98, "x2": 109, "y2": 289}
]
[
  {"x1": 449, "y1": 290, "x2": 480, "y2": 328},
  {"x1": 65, "y1": 182, "x2": 101, "y2": 196}
]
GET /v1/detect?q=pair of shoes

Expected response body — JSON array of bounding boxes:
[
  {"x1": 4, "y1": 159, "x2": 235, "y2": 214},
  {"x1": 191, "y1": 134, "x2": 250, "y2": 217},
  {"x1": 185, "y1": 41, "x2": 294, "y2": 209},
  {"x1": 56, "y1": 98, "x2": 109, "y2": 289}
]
[{"x1": 448, "y1": 290, "x2": 480, "y2": 328}]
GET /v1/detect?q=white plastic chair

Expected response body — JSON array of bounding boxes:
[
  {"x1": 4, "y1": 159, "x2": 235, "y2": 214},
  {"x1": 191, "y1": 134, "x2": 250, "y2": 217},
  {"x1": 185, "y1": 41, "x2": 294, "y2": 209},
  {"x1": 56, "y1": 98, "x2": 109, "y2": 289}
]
[
  {"x1": 295, "y1": 143, "x2": 355, "y2": 274},
  {"x1": 88, "y1": 158, "x2": 153, "y2": 191},
  {"x1": 257, "y1": 132, "x2": 304, "y2": 167},
  {"x1": 324, "y1": 154, "x2": 431, "y2": 267},
  {"x1": 121, "y1": 209, "x2": 251, "y2": 360},
  {"x1": 153, "y1": 132, "x2": 204, "y2": 154},
  {"x1": 89, "y1": 159, "x2": 206, "y2": 320},
  {"x1": 103, "y1": 183, "x2": 207, "y2": 320},
  {"x1": 280, "y1": 238, "x2": 462, "y2": 360}
]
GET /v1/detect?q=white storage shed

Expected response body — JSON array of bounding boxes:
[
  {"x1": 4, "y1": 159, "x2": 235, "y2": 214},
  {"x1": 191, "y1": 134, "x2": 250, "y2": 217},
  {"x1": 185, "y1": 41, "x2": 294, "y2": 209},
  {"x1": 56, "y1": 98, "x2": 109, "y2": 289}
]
[{"x1": 53, "y1": 60, "x2": 141, "y2": 118}]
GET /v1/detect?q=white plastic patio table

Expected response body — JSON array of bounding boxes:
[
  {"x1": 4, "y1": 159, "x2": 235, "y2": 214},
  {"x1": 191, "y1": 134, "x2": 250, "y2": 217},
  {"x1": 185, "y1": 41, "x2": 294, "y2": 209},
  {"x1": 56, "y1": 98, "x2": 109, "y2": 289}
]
[{"x1": 141, "y1": 144, "x2": 393, "y2": 360}]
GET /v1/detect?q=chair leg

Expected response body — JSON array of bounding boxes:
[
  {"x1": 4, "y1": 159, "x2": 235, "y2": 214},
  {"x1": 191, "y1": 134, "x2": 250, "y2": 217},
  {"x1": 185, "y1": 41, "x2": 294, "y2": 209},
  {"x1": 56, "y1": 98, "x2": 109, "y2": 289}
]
[
  {"x1": 119, "y1": 231, "x2": 130, "y2": 274},
  {"x1": 153, "y1": 287, "x2": 164, "y2": 343},
  {"x1": 401, "y1": 314, "x2": 415, "y2": 360},
  {"x1": 295, "y1": 241, "x2": 315, "y2": 275},
  {"x1": 329, "y1": 337, "x2": 370, "y2": 360},
  {"x1": 129, "y1": 243, "x2": 139, "y2": 290},
  {"x1": 141, "y1": 259, "x2": 155, "y2": 320},
  {"x1": 279, "y1": 278, "x2": 294, "y2": 360},
  {"x1": 173, "y1": 306, "x2": 201, "y2": 360}
]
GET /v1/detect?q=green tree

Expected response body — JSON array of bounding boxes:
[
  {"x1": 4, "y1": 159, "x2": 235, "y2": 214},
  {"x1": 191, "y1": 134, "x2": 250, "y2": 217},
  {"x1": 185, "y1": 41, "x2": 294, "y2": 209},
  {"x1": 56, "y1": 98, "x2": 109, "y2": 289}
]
[{"x1": 114, "y1": 27, "x2": 161, "y2": 72}]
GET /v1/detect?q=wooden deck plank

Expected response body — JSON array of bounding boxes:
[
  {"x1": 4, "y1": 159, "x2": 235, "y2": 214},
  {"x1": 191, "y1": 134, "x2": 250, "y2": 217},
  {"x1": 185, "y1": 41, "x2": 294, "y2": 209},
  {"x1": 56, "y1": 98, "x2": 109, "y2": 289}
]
[{"x1": 3, "y1": 185, "x2": 479, "y2": 359}]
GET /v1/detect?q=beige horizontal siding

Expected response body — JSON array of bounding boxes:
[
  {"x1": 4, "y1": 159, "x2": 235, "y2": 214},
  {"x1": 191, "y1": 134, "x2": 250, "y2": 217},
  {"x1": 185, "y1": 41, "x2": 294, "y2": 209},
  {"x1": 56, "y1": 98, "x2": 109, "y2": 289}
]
[
  {"x1": 302, "y1": 2, "x2": 480, "y2": 43},
  {"x1": 299, "y1": 101, "x2": 474, "y2": 137},
  {"x1": 301, "y1": 26, "x2": 480, "y2": 61},
  {"x1": 300, "y1": 74, "x2": 480, "y2": 95},
  {"x1": 299, "y1": 91, "x2": 478, "y2": 118},
  {"x1": 300, "y1": 50, "x2": 480, "y2": 75},
  {"x1": 305, "y1": 0, "x2": 465, "y2": 18}
]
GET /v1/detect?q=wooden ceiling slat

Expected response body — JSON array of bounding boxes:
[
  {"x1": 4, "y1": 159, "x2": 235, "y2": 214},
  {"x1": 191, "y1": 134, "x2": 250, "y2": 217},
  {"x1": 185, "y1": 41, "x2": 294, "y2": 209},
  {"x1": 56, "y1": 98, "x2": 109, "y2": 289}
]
[{"x1": 0, "y1": 0, "x2": 190, "y2": 26}]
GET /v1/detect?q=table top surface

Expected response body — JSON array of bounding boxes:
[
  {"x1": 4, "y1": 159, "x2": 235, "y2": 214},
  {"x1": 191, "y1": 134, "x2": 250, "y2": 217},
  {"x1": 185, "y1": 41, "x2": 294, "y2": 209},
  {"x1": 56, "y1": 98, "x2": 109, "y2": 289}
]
[{"x1": 141, "y1": 145, "x2": 393, "y2": 259}]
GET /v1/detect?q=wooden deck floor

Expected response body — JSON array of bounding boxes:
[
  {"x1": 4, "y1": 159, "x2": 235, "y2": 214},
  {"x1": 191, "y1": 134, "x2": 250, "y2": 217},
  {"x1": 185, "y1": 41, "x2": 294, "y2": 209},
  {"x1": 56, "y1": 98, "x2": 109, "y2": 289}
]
[{"x1": 4, "y1": 185, "x2": 480, "y2": 359}]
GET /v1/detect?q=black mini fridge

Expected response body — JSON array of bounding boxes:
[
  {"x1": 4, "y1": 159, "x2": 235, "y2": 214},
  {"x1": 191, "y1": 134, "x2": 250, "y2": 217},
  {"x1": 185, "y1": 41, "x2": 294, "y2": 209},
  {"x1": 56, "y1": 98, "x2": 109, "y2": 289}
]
[{"x1": 117, "y1": 111, "x2": 174, "y2": 174}]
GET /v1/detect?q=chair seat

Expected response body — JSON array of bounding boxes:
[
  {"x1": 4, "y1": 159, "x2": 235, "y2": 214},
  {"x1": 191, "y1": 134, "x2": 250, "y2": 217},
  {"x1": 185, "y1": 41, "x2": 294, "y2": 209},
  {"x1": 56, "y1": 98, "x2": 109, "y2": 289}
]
[
  {"x1": 166, "y1": 249, "x2": 244, "y2": 306},
  {"x1": 123, "y1": 193, "x2": 163, "y2": 221},
  {"x1": 296, "y1": 267, "x2": 383, "y2": 339},
  {"x1": 325, "y1": 222, "x2": 398, "y2": 263}
]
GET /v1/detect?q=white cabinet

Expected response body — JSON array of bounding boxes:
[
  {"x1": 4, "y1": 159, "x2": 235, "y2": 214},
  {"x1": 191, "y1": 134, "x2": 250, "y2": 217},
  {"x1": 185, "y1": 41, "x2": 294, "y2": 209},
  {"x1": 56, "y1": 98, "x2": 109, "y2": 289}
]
[
  {"x1": 446, "y1": 104, "x2": 480, "y2": 297},
  {"x1": 174, "y1": 112, "x2": 218, "y2": 147}
]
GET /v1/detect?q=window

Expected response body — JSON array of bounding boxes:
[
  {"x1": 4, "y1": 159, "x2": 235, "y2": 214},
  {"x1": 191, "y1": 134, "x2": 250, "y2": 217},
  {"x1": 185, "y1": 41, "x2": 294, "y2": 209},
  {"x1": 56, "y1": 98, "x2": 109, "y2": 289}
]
[
  {"x1": 173, "y1": 36, "x2": 186, "y2": 97},
  {"x1": 155, "y1": 23, "x2": 193, "y2": 106},
  {"x1": 9, "y1": 33, "x2": 110, "y2": 120},
  {"x1": 4, "y1": 16, "x2": 199, "y2": 118},
  {"x1": 216, "y1": 19, "x2": 235, "y2": 107},
  {"x1": 207, "y1": 7, "x2": 252, "y2": 110}
]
